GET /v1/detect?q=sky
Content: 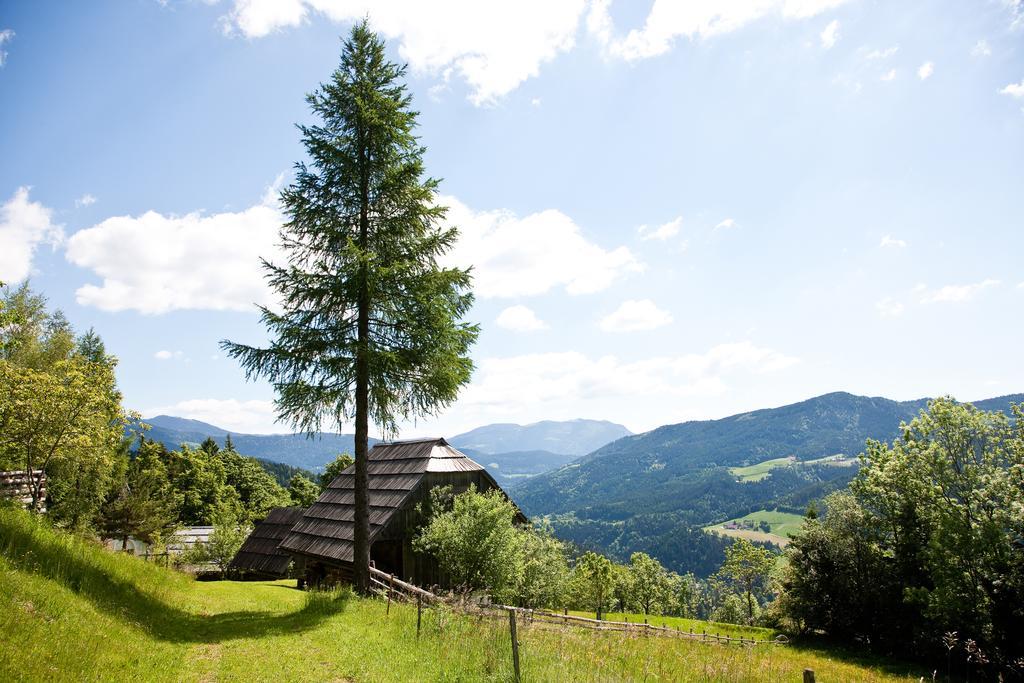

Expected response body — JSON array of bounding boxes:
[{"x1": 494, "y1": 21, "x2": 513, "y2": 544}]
[{"x1": 1, "y1": 0, "x2": 1023, "y2": 438}]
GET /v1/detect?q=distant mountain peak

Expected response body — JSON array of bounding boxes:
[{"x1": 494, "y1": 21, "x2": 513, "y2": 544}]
[
  {"x1": 143, "y1": 415, "x2": 229, "y2": 436},
  {"x1": 449, "y1": 419, "x2": 632, "y2": 456}
]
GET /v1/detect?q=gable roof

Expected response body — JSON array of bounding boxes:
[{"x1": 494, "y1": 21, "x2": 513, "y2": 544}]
[
  {"x1": 278, "y1": 438, "x2": 508, "y2": 565},
  {"x1": 229, "y1": 507, "x2": 306, "y2": 576}
]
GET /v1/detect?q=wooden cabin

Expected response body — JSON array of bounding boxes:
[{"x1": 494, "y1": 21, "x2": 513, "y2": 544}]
[
  {"x1": 229, "y1": 506, "x2": 306, "y2": 579},
  {"x1": 278, "y1": 438, "x2": 526, "y2": 588},
  {"x1": 0, "y1": 469, "x2": 46, "y2": 512}
]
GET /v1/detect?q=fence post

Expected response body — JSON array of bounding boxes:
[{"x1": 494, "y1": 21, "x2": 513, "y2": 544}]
[
  {"x1": 509, "y1": 609, "x2": 521, "y2": 683},
  {"x1": 803, "y1": 669, "x2": 815, "y2": 683},
  {"x1": 417, "y1": 593, "x2": 422, "y2": 638},
  {"x1": 387, "y1": 574, "x2": 393, "y2": 615}
]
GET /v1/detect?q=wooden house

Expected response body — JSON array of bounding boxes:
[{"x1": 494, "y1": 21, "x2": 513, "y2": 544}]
[
  {"x1": 229, "y1": 507, "x2": 306, "y2": 579},
  {"x1": 0, "y1": 469, "x2": 46, "y2": 512},
  {"x1": 278, "y1": 438, "x2": 526, "y2": 587}
]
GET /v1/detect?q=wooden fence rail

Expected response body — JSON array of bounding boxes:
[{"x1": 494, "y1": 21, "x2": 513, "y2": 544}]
[{"x1": 366, "y1": 566, "x2": 787, "y2": 648}]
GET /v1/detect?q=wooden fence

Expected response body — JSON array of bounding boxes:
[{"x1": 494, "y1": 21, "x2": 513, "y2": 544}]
[{"x1": 366, "y1": 566, "x2": 787, "y2": 648}]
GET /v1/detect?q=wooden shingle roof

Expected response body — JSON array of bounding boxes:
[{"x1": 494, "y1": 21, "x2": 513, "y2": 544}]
[
  {"x1": 229, "y1": 506, "x2": 306, "y2": 577},
  {"x1": 278, "y1": 438, "x2": 494, "y2": 565}
]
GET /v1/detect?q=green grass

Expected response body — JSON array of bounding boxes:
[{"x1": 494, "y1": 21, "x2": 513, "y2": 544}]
[
  {"x1": 728, "y1": 454, "x2": 856, "y2": 483},
  {"x1": 1, "y1": 505, "x2": 925, "y2": 681},
  {"x1": 566, "y1": 611, "x2": 776, "y2": 640},
  {"x1": 728, "y1": 457, "x2": 794, "y2": 482},
  {"x1": 704, "y1": 509, "x2": 806, "y2": 547}
]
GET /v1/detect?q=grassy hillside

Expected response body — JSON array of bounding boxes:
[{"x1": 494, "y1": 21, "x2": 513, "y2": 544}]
[
  {"x1": 705, "y1": 510, "x2": 806, "y2": 547},
  {"x1": 1, "y1": 506, "x2": 925, "y2": 681},
  {"x1": 729, "y1": 455, "x2": 856, "y2": 483}
]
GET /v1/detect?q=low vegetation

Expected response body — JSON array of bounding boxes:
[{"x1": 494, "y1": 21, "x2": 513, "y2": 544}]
[
  {"x1": 704, "y1": 509, "x2": 805, "y2": 546},
  {"x1": 1, "y1": 505, "x2": 923, "y2": 682}
]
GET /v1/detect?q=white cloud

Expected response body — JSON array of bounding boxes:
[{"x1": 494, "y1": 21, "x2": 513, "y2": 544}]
[
  {"x1": 220, "y1": 0, "x2": 586, "y2": 105},
  {"x1": 820, "y1": 19, "x2": 840, "y2": 49},
  {"x1": 875, "y1": 297, "x2": 904, "y2": 318},
  {"x1": 0, "y1": 29, "x2": 13, "y2": 67},
  {"x1": 879, "y1": 234, "x2": 907, "y2": 248},
  {"x1": 443, "y1": 195, "x2": 642, "y2": 298},
  {"x1": 971, "y1": 39, "x2": 991, "y2": 57},
  {"x1": 1000, "y1": 80, "x2": 1024, "y2": 98},
  {"x1": 66, "y1": 186, "x2": 639, "y2": 313},
  {"x1": 531, "y1": 97, "x2": 542, "y2": 107},
  {"x1": 589, "y1": 0, "x2": 853, "y2": 60},
  {"x1": 0, "y1": 187, "x2": 65, "y2": 283},
  {"x1": 714, "y1": 218, "x2": 737, "y2": 232},
  {"x1": 865, "y1": 45, "x2": 899, "y2": 60},
  {"x1": 1006, "y1": 0, "x2": 1024, "y2": 28},
  {"x1": 637, "y1": 216, "x2": 682, "y2": 241},
  {"x1": 919, "y1": 279, "x2": 1000, "y2": 304},
  {"x1": 154, "y1": 350, "x2": 184, "y2": 361},
  {"x1": 144, "y1": 398, "x2": 287, "y2": 434},
  {"x1": 880, "y1": 69, "x2": 897, "y2": 82},
  {"x1": 495, "y1": 305, "x2": 547, "y2": 332},
  {"x1": 75, "y1": 193, "x2": 97, "y2": 208},
  {"x1": 458, "y1": 341, "x2": 799, "y2": 418},
  {"x1": 917, "y1": 61, "x2": 934, "y2": 80},
  {"x1": 66, "y1": 183, "x2": 284, "y2": 314},
  {"x1": 599, "y1": 299, "x2": 673, "y2": 332}
]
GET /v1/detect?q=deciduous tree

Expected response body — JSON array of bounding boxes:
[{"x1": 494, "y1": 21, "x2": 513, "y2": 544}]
[
  {"x1": 716, "y1": 538, "x2": 775, "y2": 623},
  {"x1": 288, "y1": 473, "x2": 320, "y2": 508},
  {"x1": 414, "y1": 486, "x2": 522, "y2": 599}
]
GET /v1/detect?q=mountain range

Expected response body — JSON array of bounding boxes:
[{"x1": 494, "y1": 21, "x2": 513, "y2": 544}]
[
  {"x1": 141, "y1": 390, "x2": 1022, "y2": 575},
  {"x1": 136, "y1": 416, "x2": 630, "y2": 486},
  {"x1": 513, "y1": 391, "x2": 1024, "y2": 575}
]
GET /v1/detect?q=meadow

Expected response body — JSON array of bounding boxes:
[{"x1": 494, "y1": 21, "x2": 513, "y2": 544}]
[
  {"x1": 703, "y1": 509, "x2": 805, "y2": 547},
  {"x1": 1, "y1": 506, "x2": 925, "y2": 682}
]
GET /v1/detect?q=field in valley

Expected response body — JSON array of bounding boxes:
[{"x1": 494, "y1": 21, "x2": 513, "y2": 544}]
[
  {"x1": 703, "y1": 509, "x2": 806, "y2": 547},
  {"x1": 1, "y1": 506, "x2": 924, "y2": 682}
]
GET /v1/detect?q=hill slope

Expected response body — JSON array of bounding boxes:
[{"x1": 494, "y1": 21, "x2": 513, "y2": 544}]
[
  {"x1": 0, "y1": 507, "x2": 919, "y2": 682},
  {"x1": 449, "y1": 419, "x2": 631, "y2": 456},
  {"x1": 516, "y1": 391, "x2": 1023, "y2": 574}
]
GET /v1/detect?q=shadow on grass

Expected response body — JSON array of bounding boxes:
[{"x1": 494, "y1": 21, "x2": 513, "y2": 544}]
[
  {"x1": 786, "y1": 634, "x2": 931, "y2": 679},
  {"x1": 0, "y1": 509, "x2": 349, "y2": 644}
]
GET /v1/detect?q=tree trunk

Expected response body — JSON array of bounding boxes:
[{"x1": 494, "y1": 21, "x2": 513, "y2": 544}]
[{"x1": 352, "y1": 128, "x2": 371, "y2": 596}]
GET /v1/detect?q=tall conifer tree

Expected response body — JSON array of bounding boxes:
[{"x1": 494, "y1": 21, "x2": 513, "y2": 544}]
[{"x1": 222, "y1": 21, "x2": 477, "y2": 593}]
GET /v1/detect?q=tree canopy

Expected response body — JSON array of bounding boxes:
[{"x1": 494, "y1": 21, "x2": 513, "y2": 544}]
[{"x1": 779, "y1": 398, "x2": 1024, "y2": 675}]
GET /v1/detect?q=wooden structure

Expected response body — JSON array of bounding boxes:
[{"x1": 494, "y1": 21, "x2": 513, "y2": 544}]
[
  {"x1": 229, "y1": 506, "x2": 306, "y2": 578},
  {"x1": 279, "y1": 438, "x2": 526, "y2": 587},
  {"x1": 0, "y1": 469, "x2": 46, "y2": 511}
]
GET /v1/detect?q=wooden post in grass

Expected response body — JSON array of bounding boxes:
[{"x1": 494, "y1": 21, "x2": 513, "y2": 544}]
[
  {"x1": 416, "y1": 593, "x2": 422, "y2": 637},
  {"x1": 508, "y1": 609, "x2": 521, "y2": 683},
  {"x1": 386, "y1": 574, "x2": 393, "y2": 615},
  {"x1": 803, "y1": 669, "x2": 815, "y2": 683}
]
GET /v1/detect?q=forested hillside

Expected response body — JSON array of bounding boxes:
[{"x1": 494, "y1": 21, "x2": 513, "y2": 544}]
[
  {"x1": 518, "y1": 391, "x2": 1024, "y2": 576},
  {"x1": 138, "y1": 416, "x2": 373, "y2": 473}
]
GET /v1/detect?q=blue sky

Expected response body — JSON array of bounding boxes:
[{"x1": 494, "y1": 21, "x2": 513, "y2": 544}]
[{"x1": 1, "y1": 0, "x2": 1022, "y2": 437}]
